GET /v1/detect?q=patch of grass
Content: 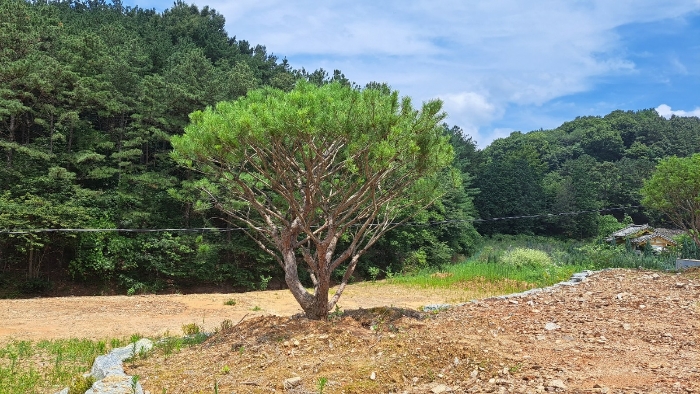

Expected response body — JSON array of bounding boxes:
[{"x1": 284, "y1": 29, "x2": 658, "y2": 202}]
[
  {"x1": 367, "y1": 266, "x2": 380, "y2": 282},
  {"x1": 389, "y1": 260, "x2": 584, "y2": 293},
  {"x1": 68, "y1": 375, "x2": 95, "y2": 394},
  {"x1": 317, "y1": 376, "x2": 328, "y2": 394},
  {"x1": 124, "y1": 336, "x2": 150, "y2": 364},
  {"x1": 131, "y1": 375, "x2": 140, "y2": 393},
  {"x1": 155, "y1": 324, "x2": 210, "y2": 359},
  {"x1": 223, "y1": 299, "x2": 236, "y2": 306},
  {"x1": 155, "y1": 331, "x2": 209, "y2": 360},
  {"x1": 386, "y1": 235, "x2": 678, "y2": 297},
  {"x1": 259, "y1": 275, "x2": 272, "y2": 291},
  {"x1": 500, "y1": 248, "x2": 553, "y2": 268},
  {"x1": 181, "y1": 323, "x2": 201, "y2": 336},
  {"x1": 0, "y1": 337, "x2": 129, "y2": 394},
  {"x1": 218, "y1": 319, "x2": 234, "y2": 333}
]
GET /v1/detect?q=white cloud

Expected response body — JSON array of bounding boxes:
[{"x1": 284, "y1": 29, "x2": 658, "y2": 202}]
[
  {"x1": 655, "y1": 104, "x2": 700, "y2": 119},
  {"x1": 180, "y1": 0, "x2": 700, "y2": 145},
  {"x1": 439, "y1": 91, "x2": 502, "y2": 147},
  {"x1": 213, "y1": 1, "x2": 439, "y2": 56},
  {"x1": 441, "y1": 92, "x2": 499, "y2": 124},
  {"x1": 670, "y1": 56, "x2": 689, "y2": 75},
  {"x1": 436, "y1": 90, "x2": 546, "y2": 148}
]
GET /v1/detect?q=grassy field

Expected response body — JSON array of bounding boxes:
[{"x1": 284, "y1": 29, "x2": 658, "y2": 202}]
[
  {"x1": 387, "y1": 260, "x2": 586, "y2": 293},
  {"x1": 384, "y1": 234, "x2": 677, "y2": 294},
  {"x1": 0, "y1": 338, "x2": 127, "y2": 394}
]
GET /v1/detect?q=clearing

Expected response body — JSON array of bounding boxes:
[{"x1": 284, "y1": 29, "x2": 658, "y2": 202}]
[{"x1": 2, "y1": 269, "x2": 699, "y2": 393}]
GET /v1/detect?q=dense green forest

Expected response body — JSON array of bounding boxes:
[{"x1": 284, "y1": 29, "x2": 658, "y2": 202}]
[
  {"x1": 472, "y1": 110, "x2": 700, "y2": 238},
  {"x1": 1, "y1": 0, "x2": 700, "y2": 296}
]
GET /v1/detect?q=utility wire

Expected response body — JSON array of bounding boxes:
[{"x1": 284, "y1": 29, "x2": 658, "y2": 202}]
[{"x1": 0, "y1": 205, "x2": 641, "y2": 234}]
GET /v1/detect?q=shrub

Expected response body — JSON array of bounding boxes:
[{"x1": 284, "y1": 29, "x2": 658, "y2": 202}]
[
  {"x1": 403, "y1": 249, "x2": 429, "y2": 273},
  {"x1": 500, "y1": 248, "x2": 553, "y2": 268},
  {"x1": 181, "y1": 323, "x2": 201, "y2": 336},
  {"x1": 19, "y1": 278, "x2": 52, "y2": 295},
  {"x1": 68, "y1": 374, "x2": 95, "y2": 394}
]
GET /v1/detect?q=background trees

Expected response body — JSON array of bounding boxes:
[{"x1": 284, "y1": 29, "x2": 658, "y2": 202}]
[
  {"x1": 0, "y1": 0, "x2": 332, "y2": 294},
  {"x1": 0, "y1": 0, "x2": 479, "y2": 296},
  {"x1": 473, "y1": 109, "x2": 700, "y2": 239},
  {"x1": 3, "y1": 0, "x2": 700, "y2": 297},
  {"x1": 641, "y1": 154, "x2": 700, "y2": 248},
  {"x1": 473, "y1": 134, "x2": 546, "y2": 236},
  {"x1": 171, "y1": 81, "x2": 454, "y2": 319}
]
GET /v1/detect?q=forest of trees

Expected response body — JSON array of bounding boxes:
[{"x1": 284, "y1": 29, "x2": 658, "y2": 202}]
[
  {"x1": 472, "y1": 109, "x2": 700, "y2": 238},
  {"x1": 2, "y1": 0, "x2": 700, "y2": 296}
]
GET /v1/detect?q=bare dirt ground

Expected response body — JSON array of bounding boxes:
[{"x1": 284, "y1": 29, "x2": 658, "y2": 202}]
[
  {"x1": 0, "y1": 281, "x2": 471, "y2": 342},
  {"x1": 3, "y1": 269, "x2": 700, "y2": 393}
]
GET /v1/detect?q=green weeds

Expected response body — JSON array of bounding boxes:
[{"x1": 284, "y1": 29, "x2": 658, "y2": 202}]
[
  {"x1": 389, "y1": 260, "x2": 582, "y2": 291},
  {"x1": 0, "y1": 338, "x2": 128, "y2": 394},
  {"x1": 156, "y1": 324, "x2": 209, "y2": 359},
  {"x1": 0, "y1": 324, "x2": 208, "y2": 394},
  {"x1": 317, "y1": 376, "x2": 328, "y2": 394},
  {"x1": 181, "y1": 323, "x2": 201, "y2": 336},
  {"x1": 68, "y1": 375, "x2": 95, "y2": 394},
  {"x1": 259, "y1": 275, "x2": 272, "y2": 290},
  {"x1": 367, "y1": 266, "x2": 381, "y2": 282},
  {"x1": 388, "y1": 235, "x2": 676, "y2": 293}
]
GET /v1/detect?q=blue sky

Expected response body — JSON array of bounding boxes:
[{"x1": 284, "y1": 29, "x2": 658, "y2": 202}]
[{"x1": 124, "y1": 0, "x2": 700, "y2": 147}]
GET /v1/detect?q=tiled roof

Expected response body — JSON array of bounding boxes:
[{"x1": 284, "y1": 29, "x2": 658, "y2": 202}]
[
  {"x1": 609, "y1": 224, "x2": 650, "y2": 238},
  {"x1": 630, "y1": 233, "x2": 677, "y2": 245},
  {"x1": 654, "y1": 228, "x2": 685, "y2": 237}
]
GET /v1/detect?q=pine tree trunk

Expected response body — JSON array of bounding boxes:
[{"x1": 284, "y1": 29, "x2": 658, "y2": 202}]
[
  {"x1": 6, "y1": 114, "x2": 15, "y2": 167},
  {"x1": 306, "y1": 294, "x2": 330, "y2": 320},
  {"x1": 27, "y1": 247, "x2": 34, "y2": 279},
  {"x1": 280, "y1": 248, "x2": 332, "y2": 320},
  {"x1": 307, "y1": 272, "x2": 330, "y2": 320},
  {"x1": 282, "y1": 248, "x2": 313, "y2": 314}
]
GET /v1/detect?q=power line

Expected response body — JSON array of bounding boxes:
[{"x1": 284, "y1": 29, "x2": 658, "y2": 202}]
[
  {"x1": 0, "y1": 205, "x2": 642, "y2": 234},
  {"x1": 471, "y1": 205, "x2": 641, "y2": 223},
  {"x1": 0, "y1": 227, "x2": 245, "y2": 235}
]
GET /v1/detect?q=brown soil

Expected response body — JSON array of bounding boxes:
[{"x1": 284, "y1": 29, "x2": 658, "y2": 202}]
[
  {"x1": 0, "y1": 281, "x2": 473, "y2": 342},
  {"x1": 3, "y1": 269, "x2": 700, "y2": 393}
]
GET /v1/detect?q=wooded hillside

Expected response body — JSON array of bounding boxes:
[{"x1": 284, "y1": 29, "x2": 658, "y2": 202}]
[
  {"x1": 0, "y1": 0, "x2": 479, "y2": 294},
  {"x1": 473, "y1": 109, "x2": 700, "y2": 238},
  {"x1": 2, "y1": 0, "x2": 699, "y2": 296}
]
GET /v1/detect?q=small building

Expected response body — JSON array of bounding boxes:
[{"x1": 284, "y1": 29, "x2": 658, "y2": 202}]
[
  {"x1": 605, "y1": 224, "x2": 652, "y2": 244},
  {"x1": 629, "y1": 233, "x2": 677, "y2": 252},
  {"x1": 606, "y1": 224, "x2": 682, "y2": 252}
]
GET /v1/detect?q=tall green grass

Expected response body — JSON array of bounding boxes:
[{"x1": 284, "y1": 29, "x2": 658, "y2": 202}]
[
  {"x1": 476, "y1": 234, "x2": 676, "y2": 271},
  {"x1": 0, "y1": 322, "x2": 213, "y2": 394},
  {"x1": 389, "y1": 259, "x2": 587, "y2": 290},
  {"x1": 0, "y1": 338, "x2": 127, "y2": 394},
  {"x1": 388, "y1": 235, "x2": 677, "y2": 291}
]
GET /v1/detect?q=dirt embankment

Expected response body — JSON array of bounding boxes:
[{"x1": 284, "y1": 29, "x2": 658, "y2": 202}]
[{"x1": 125, "y1": 269, "x2": 698, "y2": 394}]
